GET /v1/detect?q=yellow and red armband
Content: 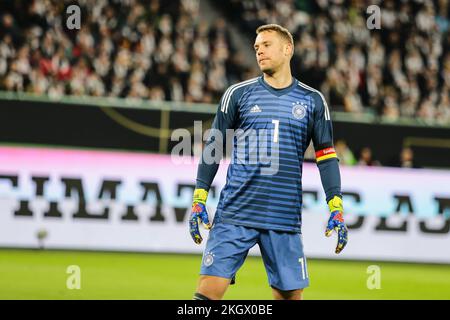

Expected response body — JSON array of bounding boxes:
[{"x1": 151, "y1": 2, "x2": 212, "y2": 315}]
[{"x1": 315, "y1": 147, "x2": 338, "y2": 163}]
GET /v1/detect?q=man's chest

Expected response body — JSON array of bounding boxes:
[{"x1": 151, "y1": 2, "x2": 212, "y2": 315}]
[{"x1": 237, "y1": 96, "x2": 313, "y2": 133}]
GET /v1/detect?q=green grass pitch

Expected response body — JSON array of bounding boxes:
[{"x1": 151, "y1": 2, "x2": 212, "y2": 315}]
[{"x1": 1, "y1": 249, "x2": 449, "y2": 299}]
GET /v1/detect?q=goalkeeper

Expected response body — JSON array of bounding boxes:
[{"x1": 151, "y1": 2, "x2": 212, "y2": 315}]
[{"x1": 190, "y1": 24, "x2": 348, "y2": 300}]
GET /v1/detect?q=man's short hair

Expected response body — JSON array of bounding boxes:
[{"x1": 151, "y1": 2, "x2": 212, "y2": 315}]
[{"x1": 256, "y1": 24, "x2": 294, "y2": 46}]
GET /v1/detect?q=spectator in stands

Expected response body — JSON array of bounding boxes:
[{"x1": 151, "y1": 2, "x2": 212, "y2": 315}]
[
  {"x1": 357, "y1": 147, "x2": 381, "y2": 166},
  {"x1": 335, "y1": 139, "x2": 356, "y2": 166},
  {"x1": 391, "y1": 147, "x2": 421, "y2": 169}
]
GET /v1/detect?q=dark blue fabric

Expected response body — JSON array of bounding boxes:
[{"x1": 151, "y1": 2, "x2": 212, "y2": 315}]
[{"x1": 317, "y1": 158, "x2": 342, "y2": 202}]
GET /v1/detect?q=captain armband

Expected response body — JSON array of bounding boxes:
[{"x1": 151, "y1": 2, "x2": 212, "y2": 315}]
[{"x1": 315, "y1": 147, "x2": 338, "y2": 163}]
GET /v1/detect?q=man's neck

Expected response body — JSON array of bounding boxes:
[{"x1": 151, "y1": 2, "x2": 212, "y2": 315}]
[{"x1": 263, "y1": 68, "x2": 293, "y2": 89}]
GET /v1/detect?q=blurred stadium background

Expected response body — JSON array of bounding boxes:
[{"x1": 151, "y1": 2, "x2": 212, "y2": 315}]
[{"x1": 0, "y1": 0, "x2": 449, "y2": 300}]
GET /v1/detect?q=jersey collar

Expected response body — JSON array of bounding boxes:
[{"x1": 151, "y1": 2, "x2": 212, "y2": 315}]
[{"x1": 258, "y1": 76, "x2": 297, "y2": 97}]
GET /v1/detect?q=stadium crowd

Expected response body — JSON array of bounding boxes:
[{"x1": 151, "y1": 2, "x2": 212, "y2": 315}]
[
  {"x1": 0, "y1": 0, "x2": 448, "y2": 123},
  {"x1": 0, "y1": 0, "x2": 249, "y2": 103},
  {"x1": 219, "y1": 0, "x2": 450, "y2": 123}
]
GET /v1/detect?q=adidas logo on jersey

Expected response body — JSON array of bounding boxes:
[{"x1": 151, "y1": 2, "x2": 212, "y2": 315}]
[{"x1": 250, "y1": 105, "x2": 262, "y2": 113}]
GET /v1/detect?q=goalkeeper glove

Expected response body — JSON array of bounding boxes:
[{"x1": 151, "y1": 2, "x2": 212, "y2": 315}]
[
  {"x1": 325, "y1": 195, "x2": 348, "y2": 254},
  {"x1": 189, "y1": 188, "x2": 211, "y2": 244}
]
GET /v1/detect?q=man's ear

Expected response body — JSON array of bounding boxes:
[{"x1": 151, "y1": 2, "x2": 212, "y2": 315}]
[{"x1": 285, "y1": 42, "x2": 293, "y2": 57}]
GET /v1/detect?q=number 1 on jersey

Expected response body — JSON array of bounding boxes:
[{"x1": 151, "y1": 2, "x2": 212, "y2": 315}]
[{"x1": 272, "y1": 119, "x2": 279, "y2": 143}]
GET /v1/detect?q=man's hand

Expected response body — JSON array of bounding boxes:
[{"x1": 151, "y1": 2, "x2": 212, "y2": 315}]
[
  {"x1": 189, "y1": 189, "x2": 211, "y2": 244},
  {"x1": 325, "y1": 196, "x2": 348, "y2": 254}
]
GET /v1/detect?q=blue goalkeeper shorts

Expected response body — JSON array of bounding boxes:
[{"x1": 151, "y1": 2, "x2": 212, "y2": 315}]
[{"x1": 199, "y1": 218, "x2": 310, "y2": 291}]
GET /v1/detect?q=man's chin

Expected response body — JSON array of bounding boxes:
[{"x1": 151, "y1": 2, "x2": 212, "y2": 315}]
[{"x1": 260, "y1": 66, "x2": 275, "y2": 75}]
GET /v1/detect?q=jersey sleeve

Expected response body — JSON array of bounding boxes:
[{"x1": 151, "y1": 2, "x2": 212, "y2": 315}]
[
  {"x1": 311, "y1": 92, "x2": 342, "y2": 202},
  {"x1": 195, "y1": 88, "x2": 240, "y2": 190},
  {"x1": 209, "y1": 87, "x2": 239, "y2": 139},
  {"x1": 311, "y1": 92, "x2": 338, "y2": 163}
]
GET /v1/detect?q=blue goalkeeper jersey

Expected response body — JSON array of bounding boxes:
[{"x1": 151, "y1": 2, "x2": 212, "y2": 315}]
[{"x1": 198, "y1": 76, "x2": 336, "y2": 233}]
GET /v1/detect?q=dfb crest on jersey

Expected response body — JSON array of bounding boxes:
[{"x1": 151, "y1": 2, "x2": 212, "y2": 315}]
[{"x1": 292, "y1": 101, "x2": 307, "y2": 120}]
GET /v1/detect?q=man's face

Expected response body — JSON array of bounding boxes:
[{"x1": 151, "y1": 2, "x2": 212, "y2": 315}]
[{"x1": 254, "y1": 31, "x2": 291, "y2": 75}]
